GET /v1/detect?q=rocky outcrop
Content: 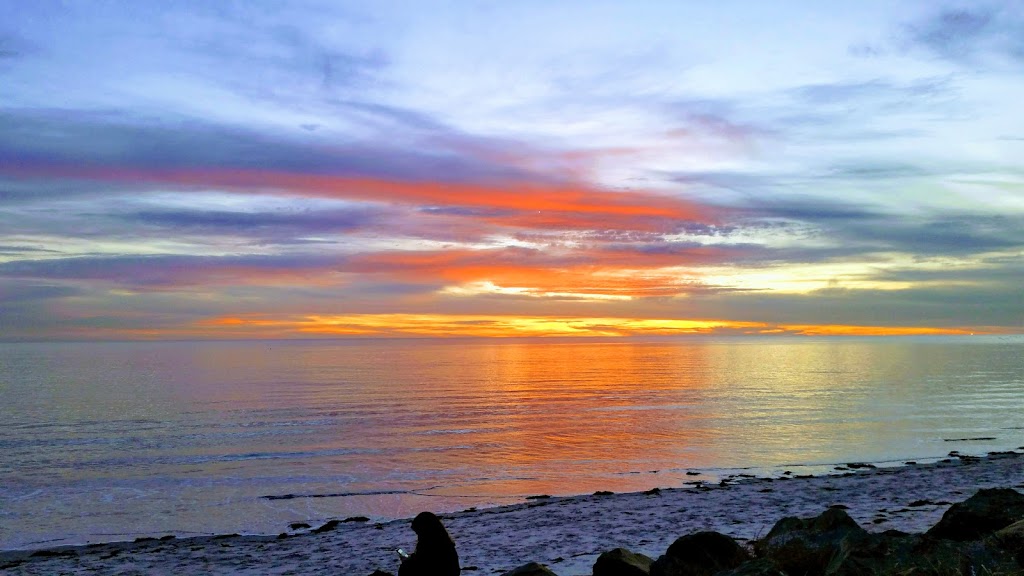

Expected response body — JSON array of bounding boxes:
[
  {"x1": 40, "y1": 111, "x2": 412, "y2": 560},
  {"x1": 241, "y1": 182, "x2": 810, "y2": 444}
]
[
  {"x1": 752, "y1": 508, "x2": 866, "y2": 575},
  {"x1": 593, "y1": 547, "x2": 653, "y2": 576},
  {"x1": 712, "y1": 558, "x2": 786, "y2": 576},
  {"x1": 993, "y1": 519, "x2": 1024, "y2": 566},
  {"x1": 926, "y1": 487, "x2": 1024, "y2": 541},
  {"x1": 502, "y1": 561, "x2": 559, "y2": 576},
  {"x1": 650, "y1": 531, "x2": 750, "y2": 576}
]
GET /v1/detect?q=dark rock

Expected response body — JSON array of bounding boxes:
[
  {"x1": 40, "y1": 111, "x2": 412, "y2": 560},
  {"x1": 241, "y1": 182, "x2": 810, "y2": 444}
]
[
  {"x1": 159, "y1": 535, "x2": 175, "y2": 541},
  {"x1": 369, "y1": 571, "x2": 395, "y2": 576},
  {"x1": 713, "y1": 559, "x2": 786, "y2": 576},
  {"x1": 845, "y1": 462, "x2": 876, "y2": 469},
  {"x1": 526, "y1": 495, "x2": 551, "y2": 500},
  {"x1": 823, "y1": 527, "x2": 1021, "y2": 575},
  {"x1": 30, "y1": 549, "x2": 74, "y2": 558},
  {"x1": 753, "y1": 507, "x2": 866, "y2": 576},
  {"x1": 134, "y1": 537, "x2": 157, "y2": 543},
  {"x1": 312, "y1": 520, "x2": 342, "y2": 533},
  {"x1": 594, "y1": 491, "x2": 615, "y2": 496},
  {"x1": 908, "y1": 499, "x2": 935, "y2": 507},
  {"x1": 643, "y1": 487, "x2": 661, "y2": 496},
  {"x1": 993, "y1": 519, "x2": 1024, "y2": 565},
  {"x1": 651, "y1": 531, "x2": 750, "y2": 576},
  {"x1": 593, "y1": 547, "x2": 653, "y2": 576},
  {"x1": 289, "y1": 522, "x2": 311, "y2": 530},
  {"x1": 501, "y1": 562, "x2": 558, "y2": 575},
  {"x1": 344, "y1": 516, "x2": 370, "y2": 523},
  {"x1": 927, "y1": 488, "x2": 1024, "y2": 541},
  {"x1": 686, "y1": 471, "x2": 700, "y2": 476},
  {"x1": 277, "y1": 533, "x2": 288, "y2": 539}
]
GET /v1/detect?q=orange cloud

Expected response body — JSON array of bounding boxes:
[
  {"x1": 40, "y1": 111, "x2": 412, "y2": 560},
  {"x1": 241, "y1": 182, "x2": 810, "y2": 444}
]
[
  {"x1": 10, "y1": 165, "x2": 714, "y2": 232},
  {"x1": 345, "y1": 246, "x2": 732, "y2": 298}
]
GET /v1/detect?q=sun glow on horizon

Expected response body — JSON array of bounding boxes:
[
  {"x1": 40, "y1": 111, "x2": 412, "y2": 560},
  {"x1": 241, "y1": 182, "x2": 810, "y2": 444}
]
[{"x1": 183, "y1": 314, "x2": 990, "y2": 340}]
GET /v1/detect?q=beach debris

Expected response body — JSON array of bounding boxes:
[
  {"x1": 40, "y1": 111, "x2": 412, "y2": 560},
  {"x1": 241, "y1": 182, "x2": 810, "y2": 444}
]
[
  {"x1": 927, "y1": 487, "x2": 1024, "y2": 541},
  {"x1": 650, "y1": 531, "x2": 750, "y2": 576},
  {"x1": 500, "y1": 561, "x2": 558, "y2": 575},
  {"x1": 593, "y1": 547, "x2": 653, "y2": 576}
]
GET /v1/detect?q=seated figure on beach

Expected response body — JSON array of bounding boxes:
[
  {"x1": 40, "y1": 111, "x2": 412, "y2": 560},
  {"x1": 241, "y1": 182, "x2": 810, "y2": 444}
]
[{"x1": 398, "y1": 511, "x2": 460, "y2": 576}]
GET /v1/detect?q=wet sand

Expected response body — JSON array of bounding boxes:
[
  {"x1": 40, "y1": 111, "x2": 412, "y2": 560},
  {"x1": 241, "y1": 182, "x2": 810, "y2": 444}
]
[{"x1": 3, "y1": 451, "x2": 1023, "y2": 575}]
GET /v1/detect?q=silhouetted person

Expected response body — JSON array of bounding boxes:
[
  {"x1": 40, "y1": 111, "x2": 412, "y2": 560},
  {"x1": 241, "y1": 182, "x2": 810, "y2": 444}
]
[{"x1": 398, "y1": 511, "x2": 460, "y2": 576}]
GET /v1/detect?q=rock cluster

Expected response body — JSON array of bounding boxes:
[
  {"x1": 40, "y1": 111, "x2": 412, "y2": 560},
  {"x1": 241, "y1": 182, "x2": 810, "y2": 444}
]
[{"x1": 471, "y1": 487, "x2": 1024, "y2": 576}]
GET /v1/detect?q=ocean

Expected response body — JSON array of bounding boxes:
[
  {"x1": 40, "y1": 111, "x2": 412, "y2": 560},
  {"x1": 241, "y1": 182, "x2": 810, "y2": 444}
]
[{"x1": 1, "y1": 336, "x2": 1022, "y2": 550}]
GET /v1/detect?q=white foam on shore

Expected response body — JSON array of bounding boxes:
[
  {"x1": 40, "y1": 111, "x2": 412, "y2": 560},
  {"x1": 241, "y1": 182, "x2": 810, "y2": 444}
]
[{"x1": 3, "y1": 452, "x2": 1023, "y2": 575}]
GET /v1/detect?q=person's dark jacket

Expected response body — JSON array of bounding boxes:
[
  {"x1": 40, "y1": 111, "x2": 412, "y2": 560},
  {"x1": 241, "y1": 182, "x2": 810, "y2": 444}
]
[{"x1": 398, "y1": 512, "x2": 459, "y2": 576}]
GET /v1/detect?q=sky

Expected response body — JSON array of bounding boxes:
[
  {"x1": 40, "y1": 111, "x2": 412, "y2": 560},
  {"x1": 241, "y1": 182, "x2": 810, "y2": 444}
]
[{"x1": 1, "y1": 1, "x2": 1023, "y2": 340}]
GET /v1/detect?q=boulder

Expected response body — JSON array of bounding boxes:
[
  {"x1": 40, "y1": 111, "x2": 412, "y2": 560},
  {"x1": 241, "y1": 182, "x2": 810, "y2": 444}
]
[
  {"x1": 927, "y1": 488, "x2": 1024, "y2": 541},
  {"x1": 753, "y1": 507, "x2": 866, "y2": 576},
  {"x1": 593, "y1": 547, "x2": 653, "y2": 576},
  {"x1": 993, "y1": 519, "x2": 1024, "y2": 566},
  {"x1": 824, "y1": 529, "x2": 1020, "y2": 575},
  {"x1": 712, "y1": 558, "x2": 786, "y2": 576},
  {"x1": 368, "y1": 571, "x2": 395, "y2": 576},
  {"x1": 650, "y1": 531, "x2": 750, "y2": 576},
  {"x1": 502, "y1": 562, "x2": 558, "y2": 576}
]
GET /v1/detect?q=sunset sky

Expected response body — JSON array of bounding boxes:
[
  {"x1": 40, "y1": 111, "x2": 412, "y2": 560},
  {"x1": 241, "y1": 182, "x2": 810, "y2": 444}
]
[{"x1": 2, "y1": 1, "x2": 1023, "y2": 339}]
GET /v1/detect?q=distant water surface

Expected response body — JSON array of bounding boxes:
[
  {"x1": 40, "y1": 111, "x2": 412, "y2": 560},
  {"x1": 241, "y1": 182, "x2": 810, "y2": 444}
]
[{"x1": 1, "y1": 336, "x2": 1022, "y2": 549}]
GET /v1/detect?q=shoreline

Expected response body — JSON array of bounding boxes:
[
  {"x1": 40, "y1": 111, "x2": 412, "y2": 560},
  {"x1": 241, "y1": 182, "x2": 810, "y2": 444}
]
[{"x1": 3, "y1": 449, "x2": 1024, "y2": 575}]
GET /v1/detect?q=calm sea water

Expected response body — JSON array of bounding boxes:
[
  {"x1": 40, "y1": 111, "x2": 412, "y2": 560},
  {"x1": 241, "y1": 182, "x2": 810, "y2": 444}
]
[{"x1": 1, "y1": 336, "x2": 1022, "y2": 550}]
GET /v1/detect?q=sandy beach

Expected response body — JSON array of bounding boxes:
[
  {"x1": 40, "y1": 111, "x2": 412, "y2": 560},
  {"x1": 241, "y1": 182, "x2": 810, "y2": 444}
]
[{"x1": 3, "y1": 451, "x2": 1023, "y2": 575}]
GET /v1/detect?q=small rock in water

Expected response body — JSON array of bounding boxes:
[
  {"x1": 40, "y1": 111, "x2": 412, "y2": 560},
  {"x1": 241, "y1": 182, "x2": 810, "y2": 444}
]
[
  {"x1": 312, "y1": 520, "x2": 342, "y2": 533},
  {"x1": 343, "y1": 516, "x2": 370, "y2": 523},
  {"x1": 644, "y1": 487, "x2": 662, "y2": 495},
  {"x1": 845, "y1": 462, "x2": 876, "y2": 469},
  {"x1": 289, "y1": 522, "x2": 311, "y2": 530},
  {"x1": 686, "y1": 471, "x2": 701, "y2": 476}
]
